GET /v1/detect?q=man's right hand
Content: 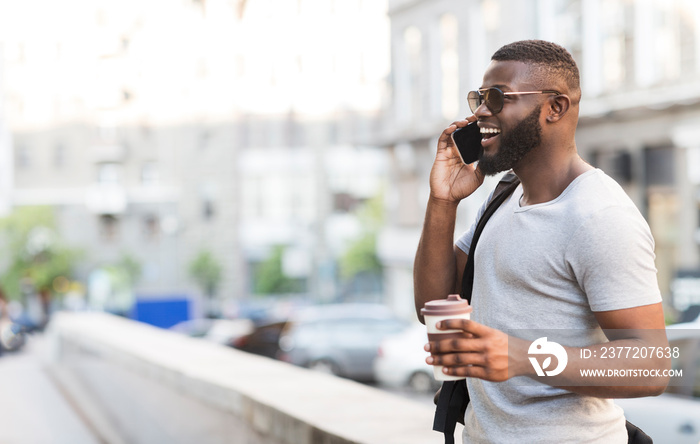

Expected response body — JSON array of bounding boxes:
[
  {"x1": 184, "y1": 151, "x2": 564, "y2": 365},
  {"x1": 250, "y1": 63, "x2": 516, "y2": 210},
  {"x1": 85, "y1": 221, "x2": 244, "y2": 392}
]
[{"x1": 429, "y1": 118, "x2": 485, "y2": 204}]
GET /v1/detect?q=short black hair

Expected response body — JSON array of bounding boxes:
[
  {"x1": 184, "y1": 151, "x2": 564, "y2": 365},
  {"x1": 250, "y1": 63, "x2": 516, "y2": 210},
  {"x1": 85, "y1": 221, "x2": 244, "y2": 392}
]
[{"x1": 492, "y1": 40, "x2": 581, "y2": 102}]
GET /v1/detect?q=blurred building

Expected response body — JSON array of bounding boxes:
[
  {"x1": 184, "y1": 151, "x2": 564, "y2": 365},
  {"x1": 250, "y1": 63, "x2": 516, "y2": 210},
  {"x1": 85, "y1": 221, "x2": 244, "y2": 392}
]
[
  {"x1": 0, "y1": 44, "x2": 11, "y2": 217},
  {"x1": 380, "y1": 0, "x2": 700, "y2": 319},
  {"x1": 0, "y1": 0, "x2": 390, "y2": 313}
]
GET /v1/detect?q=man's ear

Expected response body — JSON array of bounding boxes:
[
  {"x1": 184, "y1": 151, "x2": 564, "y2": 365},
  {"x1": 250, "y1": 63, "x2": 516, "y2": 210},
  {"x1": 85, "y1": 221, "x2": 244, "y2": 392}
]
[{"x1": 545, "y1": 95, "x2": 570, "y2": 123}]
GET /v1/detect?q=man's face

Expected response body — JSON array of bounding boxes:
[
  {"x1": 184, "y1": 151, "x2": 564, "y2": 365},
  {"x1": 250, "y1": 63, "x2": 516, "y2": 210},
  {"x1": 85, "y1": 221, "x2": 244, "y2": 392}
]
[
  {"x1": 474, "y1": 60, "x2": 546, "y2": 176},
  {"x1": 477, "y1": 104, "x2": 542, "y2": 176}
]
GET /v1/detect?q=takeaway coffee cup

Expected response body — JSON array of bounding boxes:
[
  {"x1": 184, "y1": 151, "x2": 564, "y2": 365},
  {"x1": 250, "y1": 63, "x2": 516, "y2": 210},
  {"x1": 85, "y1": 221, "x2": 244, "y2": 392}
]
[{"x1": 421, "y1": 294, "x2": 473, "y2": 381}]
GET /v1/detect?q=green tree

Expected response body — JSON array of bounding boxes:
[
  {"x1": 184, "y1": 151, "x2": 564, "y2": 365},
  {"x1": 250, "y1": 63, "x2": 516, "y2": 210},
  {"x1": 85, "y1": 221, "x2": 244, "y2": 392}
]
[
  {"x1": 339, "y1": 193, "x2": 384, "y2": 281},
  {"x1": 254, "y1": 245, "x2": 304, "y2": 294},
  {"x1": 0, "y1": 206, "x2": 82, "y2": 301},
  {"x1": 188, "y1": 249, "x2": 223, "y2": 299},
  {"x1": 339, "y1": 233, "x2": 382, "y2": 280},
  {"x1": 101, "y1": 253, "x2": 143, "y2": 314}
]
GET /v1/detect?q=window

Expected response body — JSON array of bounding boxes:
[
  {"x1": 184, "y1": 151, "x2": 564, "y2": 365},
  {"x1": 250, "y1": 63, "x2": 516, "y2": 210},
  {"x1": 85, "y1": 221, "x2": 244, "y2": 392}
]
[
  {"x1": 600, "y1": 0, "x2": 630, "y2": 90},
  {"x1": 644, "y1": 146, "x2": 675, "y2": 187},
  {"x1": 404, "y1": 26, "x2": 423, "y2": 120},
  {"x1": 97, "y1": 163, "x2": 122, "y2": 185},
  {"x1": 199, "y1": 181, "x2": 217, "y2": 221},
  {"x1": 16, "y1": 145, "x2": 31, "y2": 169},
  {"x1": 53, "y1": 144, "x2": 66, "y2": 168},
  {"x1": 99, "y1": 215, "x2": 119, "y2": 241},
  {"x1": 141, "y1": 161, "x2": 159, "y2": 187},
  {"x1": 679, "y1": 0, "x2": 699, "y2": 75},
  {"x1": 202, "y1": 199, "x2": 215, "y2": 221},
  {"x1": 440, "y1": 14, "x2": 459, "y2": 119},
  {"x1": 590, "y1": 149, "x2": 632, "y2": 184},
  {"x1": 142, "y1": 215, "x2": 160, "y2": 241},
  {"x1": 654, "y1": 2, "x2": 682, "y2": 82}
]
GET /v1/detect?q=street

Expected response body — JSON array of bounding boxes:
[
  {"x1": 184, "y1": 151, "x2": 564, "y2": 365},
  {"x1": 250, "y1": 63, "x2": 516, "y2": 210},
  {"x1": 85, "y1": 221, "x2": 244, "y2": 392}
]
[{"x1": 0, "y1": 333, "x2": 101, "y2": 444}]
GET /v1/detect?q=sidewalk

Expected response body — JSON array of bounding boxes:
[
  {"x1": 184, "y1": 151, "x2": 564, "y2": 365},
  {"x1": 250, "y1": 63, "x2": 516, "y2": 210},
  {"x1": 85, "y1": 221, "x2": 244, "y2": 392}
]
[{"x1": 0, "y1": 333, "x2": 101, "y2": 444}]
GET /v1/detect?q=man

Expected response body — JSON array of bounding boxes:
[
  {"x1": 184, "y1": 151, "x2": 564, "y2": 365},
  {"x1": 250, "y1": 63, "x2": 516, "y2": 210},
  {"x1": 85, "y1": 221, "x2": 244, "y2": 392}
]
[{"x1": 413, "y1": 40, "x2": 667, "y2": 443}]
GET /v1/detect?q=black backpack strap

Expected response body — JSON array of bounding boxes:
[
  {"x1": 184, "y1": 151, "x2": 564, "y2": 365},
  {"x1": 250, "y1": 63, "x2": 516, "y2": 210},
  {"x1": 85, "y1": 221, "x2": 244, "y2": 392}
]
[
  {"x1": 461, "y1": 172, "x2": 520, "y2": 303},
  {"x1": 433, "y1": 172, "x2": 520, "y2": 443},
  {"x1": 432, "y1": 379, "x2": 469, "y2": 444}
]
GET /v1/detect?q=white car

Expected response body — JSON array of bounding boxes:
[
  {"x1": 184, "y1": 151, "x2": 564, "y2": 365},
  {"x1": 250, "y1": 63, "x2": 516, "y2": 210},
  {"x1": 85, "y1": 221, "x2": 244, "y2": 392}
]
[
  {"x1": 169, "y1": 318, "x2": 254, "y2": 347},
  {"x1": 373, "y1": 322, "x2": 440, "y2": 393},
  {"x1": 614, "y1": 321, "x2": 700, "y2": 444}
]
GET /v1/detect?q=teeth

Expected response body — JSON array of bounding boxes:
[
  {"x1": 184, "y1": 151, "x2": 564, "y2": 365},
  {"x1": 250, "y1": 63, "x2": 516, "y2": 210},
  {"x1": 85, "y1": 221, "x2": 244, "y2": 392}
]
[{"x1": 480, "y1": 128, "x2": 501, "y2": 134}]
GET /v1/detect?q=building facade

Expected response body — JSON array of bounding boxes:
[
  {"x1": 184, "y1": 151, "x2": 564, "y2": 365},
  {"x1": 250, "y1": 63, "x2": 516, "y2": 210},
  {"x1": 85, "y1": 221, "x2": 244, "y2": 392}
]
[{"x1": 0, "y1": 0, "x2": 391, "y2": 314}]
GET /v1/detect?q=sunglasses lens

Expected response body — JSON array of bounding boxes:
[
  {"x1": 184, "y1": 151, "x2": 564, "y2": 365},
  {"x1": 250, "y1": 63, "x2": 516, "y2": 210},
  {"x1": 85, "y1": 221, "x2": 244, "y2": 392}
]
[
  {"x1": 483, "y1": 88, "x2": 504, "y2": 114},
  {"x1": 467, "y1": 91, "x2": 481, "y2": 113},
  {"x1": 468, "y1": 88, "x2": 505, "y2": 114}
]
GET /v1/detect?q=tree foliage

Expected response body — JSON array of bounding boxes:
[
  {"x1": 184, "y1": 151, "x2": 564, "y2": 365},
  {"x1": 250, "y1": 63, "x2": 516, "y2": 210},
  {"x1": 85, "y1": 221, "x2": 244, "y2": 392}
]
[
  {"x1": 188, "y1": 249, "x2": 223, "y2": 297},
  {"x1": 339, "y1": 193, "x2": 384, "y2": 280},
  {"x1": 254, "y1": 245, "x2": 304, "y2": 295},
  {"x1": 0, "y1": 206, "x2": 82, "y2": 300},
  {"x1": 104, "y1": 253, "x2": 143, "y2": 294}
]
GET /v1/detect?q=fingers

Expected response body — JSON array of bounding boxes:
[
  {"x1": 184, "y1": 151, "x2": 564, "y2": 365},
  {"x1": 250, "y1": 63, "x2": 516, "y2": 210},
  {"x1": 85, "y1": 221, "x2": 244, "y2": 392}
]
[
  {"x1": 440, "y1": 116, "x2": 476, "y2": 139},
  {"x1": 427, "y1": 349, "x2": 487, "y2": 367},
  {"x1": 437, "y1": 318, "x2": 491, "y2": 337},
  {"x1": 424, "y1": 320, "x2": 510, "y2": 382},
  {"x1": 445, "y1": 117, "x2": 474, "y2": 133},
  {"x1": 441, "y1": 359, "x2": 509, "y2": 381},
  {"x1": 426, "y1": 335, "x2": 481, "y2": 353},
  {"x1": 442, "y1": 364, "x2": 491, "y2": 380},
  {"x1": 454, "y1": 115, "x2": 477, "y2": 125}
]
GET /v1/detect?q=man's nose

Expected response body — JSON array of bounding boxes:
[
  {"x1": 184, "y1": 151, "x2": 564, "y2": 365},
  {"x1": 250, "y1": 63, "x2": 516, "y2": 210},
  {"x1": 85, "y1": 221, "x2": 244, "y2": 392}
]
[{"x1": 474, "y1": 101, "x2": 493, "y2": 118}]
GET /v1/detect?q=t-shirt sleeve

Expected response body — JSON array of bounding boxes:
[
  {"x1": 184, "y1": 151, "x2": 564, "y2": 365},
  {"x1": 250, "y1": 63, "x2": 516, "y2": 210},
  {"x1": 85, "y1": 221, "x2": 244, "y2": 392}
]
[
  {"x1": 455, "y1": 191, "x2": 494, "y2": 254},
  {"x1": 565, "y1": 205, "x2": 662, "y2": 312}
]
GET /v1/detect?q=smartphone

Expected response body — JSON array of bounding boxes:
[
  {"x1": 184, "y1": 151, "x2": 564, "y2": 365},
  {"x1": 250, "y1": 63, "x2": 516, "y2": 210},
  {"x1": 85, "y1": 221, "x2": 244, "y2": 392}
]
[{"x1": 451, "y1": 122, "x2": 483, "y2": 164}]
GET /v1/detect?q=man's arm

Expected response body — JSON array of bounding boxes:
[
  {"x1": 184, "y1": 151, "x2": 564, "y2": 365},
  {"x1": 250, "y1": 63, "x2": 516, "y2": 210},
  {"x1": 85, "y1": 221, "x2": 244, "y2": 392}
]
[
  {"x1": 413, "y1": 118, "x2": 483, "y2": 323},
  {"x1": 426, "y1": 302, "x2": 670, "y2": 398},
  {"x1": 413, "y1": 204, "x2": 469, "y2": 323}
]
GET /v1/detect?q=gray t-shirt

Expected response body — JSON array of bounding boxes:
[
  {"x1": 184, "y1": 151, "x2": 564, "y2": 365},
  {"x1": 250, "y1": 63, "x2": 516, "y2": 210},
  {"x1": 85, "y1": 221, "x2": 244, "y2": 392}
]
[{"x1": 455, "y1": 169, "x2": 662, "y2": 444}]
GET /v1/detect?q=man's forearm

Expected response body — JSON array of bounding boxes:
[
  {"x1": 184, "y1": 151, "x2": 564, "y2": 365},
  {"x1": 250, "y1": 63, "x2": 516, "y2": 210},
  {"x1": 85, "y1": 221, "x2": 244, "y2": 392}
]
[
  {"x1": 511, "y1": 336, "x2": 671, "y2": 398},
  {"x1": 413, "y1": 196, "x2": 460, "y2": 322},
  {"x1": 557, "y1": 339, "x2": 670, "y2": 398}
]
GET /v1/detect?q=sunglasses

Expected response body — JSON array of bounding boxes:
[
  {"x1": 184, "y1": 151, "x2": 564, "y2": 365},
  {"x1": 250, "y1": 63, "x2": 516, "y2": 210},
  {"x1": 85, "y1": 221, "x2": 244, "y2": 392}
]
[{"x1": 467, "y1": 87, "x2": 561, "y2": 114}]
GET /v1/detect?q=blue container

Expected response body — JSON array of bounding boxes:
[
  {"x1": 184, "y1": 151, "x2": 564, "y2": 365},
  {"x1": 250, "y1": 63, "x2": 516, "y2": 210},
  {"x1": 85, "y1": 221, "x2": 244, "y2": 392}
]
[{"x1": 130, "y1": 296, "x2": 191, "y2": 328}]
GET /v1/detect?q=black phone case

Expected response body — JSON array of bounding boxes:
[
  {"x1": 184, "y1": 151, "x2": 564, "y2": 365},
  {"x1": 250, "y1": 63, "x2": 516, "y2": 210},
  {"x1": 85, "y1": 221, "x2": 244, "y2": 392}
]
[{"x1": 452, "y1": 123, "x2": 483, "y2": 164}]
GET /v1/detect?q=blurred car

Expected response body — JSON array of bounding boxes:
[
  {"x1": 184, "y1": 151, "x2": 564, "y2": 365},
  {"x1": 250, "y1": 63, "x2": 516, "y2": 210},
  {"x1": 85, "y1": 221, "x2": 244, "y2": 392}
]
[
  {"x1": 276, "y1": 303, "x2": 409, "y2": 382},
  {"x1": 232, "y1": 320, "x2": 288, "y2": 359},
  {"x1": 0, "y1": 319, "x2": 26, "y2": 353},
  {"x1": 614, "y1": 321, "x2": 700, "y2": 444},
  {"x1": 169, "y1": 318, "x2": 254, "y2": 347},
  {"x1": 373, "y1": 322, "x2": 440, "y2": 393}
]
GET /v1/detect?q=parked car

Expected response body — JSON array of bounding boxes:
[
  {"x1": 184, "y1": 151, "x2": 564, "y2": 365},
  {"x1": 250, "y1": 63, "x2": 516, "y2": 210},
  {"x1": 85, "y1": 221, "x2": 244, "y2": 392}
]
[
  {"x1": 169, "y1": 318, "x2": 254, "y2": 347},
  {"x1": 373, "y1": 322, "x2": 440, "y2": 393},
  {"x1": 276, "y1": 303, "x2": 409, "y2": 382},
  {"x1": 614, "y1": 321, "x2": 700, "y2": 444},
  {"x1": 0, "y1": 319, "x2": 26, "y2": 353},
  {"x1": 232, "y1": 319, "x2": 288, "y2": 359}
]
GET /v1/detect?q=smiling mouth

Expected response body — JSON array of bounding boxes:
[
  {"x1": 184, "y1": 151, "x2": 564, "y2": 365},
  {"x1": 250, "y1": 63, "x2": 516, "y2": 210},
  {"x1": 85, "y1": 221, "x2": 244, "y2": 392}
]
[{"x1": 480, "y1": 127, "x2": 501, "y2": 142}]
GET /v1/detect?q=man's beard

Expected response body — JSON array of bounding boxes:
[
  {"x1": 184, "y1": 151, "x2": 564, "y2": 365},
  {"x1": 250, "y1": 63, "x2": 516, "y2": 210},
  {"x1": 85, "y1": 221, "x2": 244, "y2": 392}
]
[{"x1": 478, "y1": 105, "x2": 542, "y2": 176}]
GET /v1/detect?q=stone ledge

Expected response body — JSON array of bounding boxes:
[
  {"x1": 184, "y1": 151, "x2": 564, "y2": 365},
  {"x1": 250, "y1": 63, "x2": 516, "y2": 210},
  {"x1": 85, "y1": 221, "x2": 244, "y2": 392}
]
[{"x1": 46, "y1": 312, "x2": 451, "y2": 444}]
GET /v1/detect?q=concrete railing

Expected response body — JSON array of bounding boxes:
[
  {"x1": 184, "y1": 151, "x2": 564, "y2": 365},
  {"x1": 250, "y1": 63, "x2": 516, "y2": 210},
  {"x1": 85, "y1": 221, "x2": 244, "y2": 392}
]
[{"x1": 45, "y1": 312, "x2": 455, "y2": 444}]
